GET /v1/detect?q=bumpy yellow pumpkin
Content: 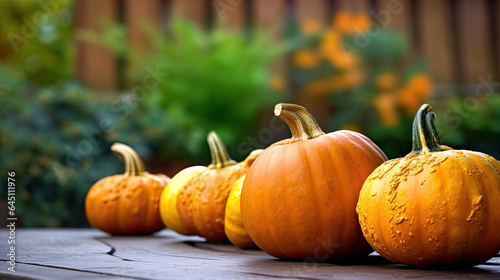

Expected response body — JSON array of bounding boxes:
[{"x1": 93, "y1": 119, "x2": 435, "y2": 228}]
[
  {"x1": 85, "y1": 143, "x2": 169, "y2": 235},
  {"x1": 357, "y1": 104, "x2": 500, "y2": 266},
  {"x1": 159, "y1": 132, "x2": 261, "y2": 242}
]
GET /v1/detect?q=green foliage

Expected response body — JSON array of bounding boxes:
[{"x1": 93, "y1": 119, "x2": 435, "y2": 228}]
[
  {"x1": 141, "y1": 21, "x2": 284, "y2": 161},
  {"x1": 433, "y1": 94, "x2": 500, "y2": 160},
  {"x1": 0, "y1": 0, "x2": 75, "y2": 84},
  {"x1": 84, "y1": 20, "x2": 286, "y2": 161},
  {"x1": 0, "y1": 75, "x2": 149, "y2": 227},
  {"x1": 365, "y1": 94, "x2": 500, "y2": 160}
]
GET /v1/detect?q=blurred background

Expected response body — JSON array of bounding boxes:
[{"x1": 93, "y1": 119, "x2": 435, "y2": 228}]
[{"x1": 1, "y1": 0, "x2": 499, "y2": 227}]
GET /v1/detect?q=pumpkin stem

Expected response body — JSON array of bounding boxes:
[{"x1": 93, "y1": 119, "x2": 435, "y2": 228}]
[
  {"x1": 207, "y1": 131, "x2": 236, "y2": 169},
  {"x1": 274, "y1": 103, "x2": 325, "y2": 142},
  {"x1": 111, "y1": 143, "x2": 145, "y2": 176},
  {"x1": 410, "y1": 104, "x2": 448, "y2": 155}
]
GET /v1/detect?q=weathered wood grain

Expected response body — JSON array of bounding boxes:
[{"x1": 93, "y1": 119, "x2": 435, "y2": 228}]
[{"x1": 0, "y1": 229, "x2": 499, "y2": 280}]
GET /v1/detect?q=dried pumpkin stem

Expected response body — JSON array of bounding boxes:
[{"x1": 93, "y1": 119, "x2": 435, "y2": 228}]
[
  {"x1": 111, "y1": 143, "x2": 145, "y2": 176},
  {"x1": 410, "y1": 104, "x2": 447, "y2": 155},
  {"x1": 274, "y1": 103, "x2": 325, "y2": 142},
  {"x1": 207, "y1": 131, "x2": 236, "y2": 169}
]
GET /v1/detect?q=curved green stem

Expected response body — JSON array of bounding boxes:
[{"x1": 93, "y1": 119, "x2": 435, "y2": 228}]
[
  {"x1": 274, "y1": 103, "x2": 325, "y2": 142},
  {"x1": 207, "y1": 131, "x2": 236, "y2": 169},
  {"x1": 111, "y1": 143, "x2": 145, "y2": 176},
  {"x1": 410, "y1": 104, "x2": 448, "y2": 155}
]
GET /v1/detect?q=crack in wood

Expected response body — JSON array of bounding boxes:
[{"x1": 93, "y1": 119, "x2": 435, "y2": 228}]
[
  {"x1": 0, "y1": 259, "x2": 154, "y2": 280},
  {"x1": 182, "y1": 241, "x2": 262, "y2": 256},
  {"x1": 243, "y1": 271, "x2": 319, "y2": 280},
  {"x1": 95, "y1": 237, "x2": 134, "y2": 262}
]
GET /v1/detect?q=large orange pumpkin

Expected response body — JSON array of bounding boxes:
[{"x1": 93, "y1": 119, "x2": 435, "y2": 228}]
[
  {"x1": 85, "y1": 143, "x2": 169, "y2": 235},
  {"x1": 357, "y1": 104, "x2": 500, "y2": 266},
  {"x1": 160, "y1": 132, "x2": 261, "y2": 242},
  {"x1": 241, "y1": 103, "x2": 388, "y2": 260}
]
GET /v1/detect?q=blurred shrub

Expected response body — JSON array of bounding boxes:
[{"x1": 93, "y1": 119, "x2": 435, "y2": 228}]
[
  {"x1": 0, "y1": 0, "x2": 75, "y2": 84},
  {"x1": 434, "y1": 94, "x2": 500, "y2": 160},
  {"x1": 289, "y1": 11, "x2": 433, "y2": 158},
  {"x1": 0, "y1": 72, "x2": 149, "y2": 227},
  {"x1": 81, "y1": 20, "x2": 286, "y2": 162}
]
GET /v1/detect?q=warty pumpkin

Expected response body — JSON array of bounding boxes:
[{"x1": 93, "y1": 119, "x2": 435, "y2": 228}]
[
  {"x1": 85, "y1": 143, "x2": 169, "y2": 235},
  {"x1": 241, "y1": 103, "x2": 388, "y2": 260},
  {"x1": 160, "y1": 131, "x2": 261, "y2": 242},
  {"x1": 356, "y1": 104, "x2": 500, "y2": 266}
]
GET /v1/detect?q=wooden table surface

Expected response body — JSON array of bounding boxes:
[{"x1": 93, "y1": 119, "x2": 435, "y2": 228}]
[{"x1": 0, "y1": 229, "x2": 499, "y2": 280}]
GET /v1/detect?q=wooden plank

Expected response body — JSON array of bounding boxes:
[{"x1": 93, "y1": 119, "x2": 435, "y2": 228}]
[
  {"x1": 456, "y1": 0, "x2": 493, "y2": 83},
  {"x1": 416, "y1": 0, "x2": 456, "y2": 83},
  {"x1": 1, "y1": 229, "x2": 499, "y2": 280},
  {"x1": 295, "y1": 0, "x2": 327, "y2": 24},
  {"x1": 294, "y1": 0, "x2": 329, "y2": 127},
  {"x1": 170, "y1": 0, "x2": 207, "y2": 27},
  {"x1": 125, "y1": 0, "x2": 161, "y2": 72},
  {"x1": 252, "y1": 0, "x2": 286, "y2": 38},
  {"x1": 376, "y1": 0, "x2": 412, "y2": 39},
  {"x1": 74, "y1": 0, "x2": 117, "y2": 90},
  {"x1": 496, "y1": 0, "x2": 500, "y2": 81},
  {"x1": 212, "y1": 0, "x2": 245, "y2": 31},
  {"x1": 335, "y1": 0, "x2": 370, "y2": 13}
]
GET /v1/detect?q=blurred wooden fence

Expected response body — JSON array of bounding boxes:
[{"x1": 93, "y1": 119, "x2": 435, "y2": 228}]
[{"x1": 75, "y1": 0, "x2": 500, "y2": 90}]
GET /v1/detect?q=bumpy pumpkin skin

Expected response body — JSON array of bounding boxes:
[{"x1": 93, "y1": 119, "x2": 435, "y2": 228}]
[
  {"x1": 357, "y1": 104, "x2": 500, "y2": 266},
  {"x1": 159, "y1": 166, "x2": 205, "y2": 235},
  {"x1": 225, "y1": 176, "x2": 258, "y2": 249},
  {"x1": 85, "y1": 143, "x2": 169, "y2": 235},
  {"x1": 241, "y1": 104, "x2": 388, "y2": 260},
  {"x1": 86, "y1": 174, "x2": 168, "y2": 234},
  {"x1": 177, "y1": 164, "x2": 246, "y2": 242},
  {"x1": 172, "y1": 132, "x2": 261, "y2": 243}
]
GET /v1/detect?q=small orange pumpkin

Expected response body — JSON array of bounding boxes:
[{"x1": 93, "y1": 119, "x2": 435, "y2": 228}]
[
  {"x1": 357, "y1": 104, "x2": 500, "y2": 266},
  {"x1": 241, "y1": 103, "x2": 388, "y2": 260},
  {"x1": 85, "y1": 143, "x2": 169, "y2": 235}
]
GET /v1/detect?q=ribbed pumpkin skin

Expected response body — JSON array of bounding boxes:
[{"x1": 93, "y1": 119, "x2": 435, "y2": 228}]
[
  {"x1": 241, "y1": 130, "x2": 387, "y2": 260},
  {"x1": 86, "y1": 174, "x2": 168, "y2": 235},
  {"x1": 177, "y1": 165, "x2": 246, "y2": 242},
  {"x1": 357, "y1": 150, "x2": 500, "y2": 266}
]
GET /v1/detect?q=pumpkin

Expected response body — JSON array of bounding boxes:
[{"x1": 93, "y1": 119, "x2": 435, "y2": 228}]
[
  {"x1": 241, "y1": 103, "x2": 388, "y2": 260},
  {"x1": 225, "y1": 150, "x2": 262, "y2": 248},
  {"x1": 160, "y1": 131, "x2": 261, "y2": 242},
  {"x1": 159, "y1": 165, "x2": 205, "y2": 235},
  {"x1": 85, "y1": 143, "x2": 169, "y2": 235},
  {"x1": 356, "y1": 104, "x2": 500, "y2": 266}
]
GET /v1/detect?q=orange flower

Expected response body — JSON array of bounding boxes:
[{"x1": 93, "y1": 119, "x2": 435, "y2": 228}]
[
  {"x1": 398, "y1": 74, "x2": 433, "y2": 112},
  {"x1": 269, "y1": 75, "x2": 286, "y2": 91},
  {"x1": 397, "y1": 88, "x2": 421, "y2": 113},
  {"x1": 293, "y1": 50, "x2": 320, "y2": 69},
  {"x1": 323, "y1": 48, "x2": 357, "y2": 69},
  {"x1": 375, "y1": 72, "x2": 397, "y2": 91},
  {"x1": 320, "y1": 30, "x2": 341, "y2": 51},
  {"x1": 374, "y1": 93, "x2": 399, "y2": 126},
  {"x1": 320, "y1": 31, "x2": 357, "y2": 69},
  {"x1": 299, "y1": 19, "x2": 322, "y2": 35},
  {"x1": 332, "y1": 11, "x2": 371, "y2": 34},
  {"x1": 407, "y1": 74, "x2": 432, "y2": 99},
  {"x1": 301, "y1": 70, "x2": 363, "y2": 96}
]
